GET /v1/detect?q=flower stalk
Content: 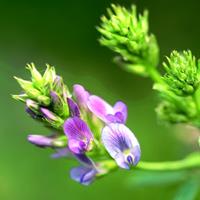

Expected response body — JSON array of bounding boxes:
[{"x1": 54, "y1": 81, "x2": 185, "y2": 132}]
[{"x1": 103, "y1": 152, "x2": 200, "y2": 172}]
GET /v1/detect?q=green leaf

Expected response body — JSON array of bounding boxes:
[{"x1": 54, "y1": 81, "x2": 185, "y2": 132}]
[{"x1": 173, "y1": 179, "x2": 199, "y2": 200}]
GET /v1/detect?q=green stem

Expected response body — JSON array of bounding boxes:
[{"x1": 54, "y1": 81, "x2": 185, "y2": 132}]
[
  {"x1": 137, "y1": 153, "x2": 200, "y2": 171},
  {"x1": 193, "y1": 88, "x2": 200, "y2": 114},
  {"x1": 103, "y1": 152, "x2": 200, "y2": 172},
  {"x1": 147, "y1": 67, "x2": 163, "y2": 84}
]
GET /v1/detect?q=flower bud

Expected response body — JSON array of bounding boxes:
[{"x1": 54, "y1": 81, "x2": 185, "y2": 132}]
[
  {"x1": 12, "y1": 94, "x2": 28, "y2": 103},
  {"x1": 42, "y1": 64, "x2": 56, "y2": 86},
  {"x1": 26, "y1": 63, "x2": 43, "y2": 87},
  {"x1": 50, "y1": 91, "x2": 69, "y2": 118},
  {"x1": 27, "y1": 134, "x2": 67, "y2": 148},
  {"x1": 26, "y1": 99, "x2": 39, "y2": 112},
  {"x1": 40, "y1": 107, "x2": 64, "y2": 128},
  {"x1": 98, "y1": 4, "x2": 159, "y2": 76},
  {"x1": 163, "y1": 50, "x2": 200, "y2": 96}
]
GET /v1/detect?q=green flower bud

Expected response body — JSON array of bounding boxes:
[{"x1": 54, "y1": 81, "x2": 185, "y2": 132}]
[
  {"x1": 37, "y1": 95, "x2": 51, "y2": 106},
  {"x1": 14, "y1": 77, "x2": 33, "y2": 92},
  {"x1": 26, "y1": 63, "x2": 43, "y2": 88},
  {"x1": 26, "y1": 99, "x2": 39, "y2": 112},
  {"x1": 98, "y1": 4, "x2": 159, "y2": 76},
  {"x1": 50, "y1": 91, "x2": 69, "y2": 118},
  {"x1": 156, "y1": 101, "x2": 190, "y2": 124},
  {"x1": 12, "y1": 94, "x2": 28, "y2": 102},
  {"x1": 40, "y1": 107, "x2": 64, "y2": 129},
  {"x1": 14, "y1": 76, "x2": 47, "y2": 101},
  {"x1": 42, "y1": 64, "x2": 56, "y2": 88},
  {"x1": 163, "y1": 50, "x2": 200, "y2": 96}
]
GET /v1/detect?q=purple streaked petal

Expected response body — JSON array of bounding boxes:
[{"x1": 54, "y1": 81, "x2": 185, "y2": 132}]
[
  {"x1": 114, "y1": 152, "x2": 129, "y2": 169},
  {"x1": 113, "y1": 101, "x2": 127, "y2": 123},
  {"x1": 67, "y1": 98, "x2": 80, "y2": 117},
  {"x1": 63, "y1": 117, "x2": 93, "y2": 154},
  {"x1": 87, "y1": 95, "x2": 113, "y2": 123},
  {"x1": 28, "y1": 135, "x2": 53, "y2": 148},
  {"x1": 70, "y1": 166, "x2": 97, "y2": 185},
  {"x1": 101, "y1": 123, "x2": 141, "y2": 169},
  {"x1": 73, "y1": 84, "x2": 90, "y2": 109},
  {"x1": 68, "y1": 139, "x2": 87, "y2": 154}
]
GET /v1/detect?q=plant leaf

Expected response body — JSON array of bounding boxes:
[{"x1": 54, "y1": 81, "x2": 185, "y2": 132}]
[{"x1": 173, "y1": 179, "x2": 199, "y2": 200}]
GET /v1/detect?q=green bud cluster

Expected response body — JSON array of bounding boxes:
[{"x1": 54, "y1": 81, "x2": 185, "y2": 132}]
[
  {"x1": 13, "y1": 63, "x2": 70, "y2": 129},
  {"x1": 163, "y1": 51, "x2": 200, "y2": 96},
  {"x1": 98, "y1": 4, "x2": 159, "y2": 76},
  {"x1": 98, "y1": 4, "x2": 200, "y2": 128},
  {"x1": 154, "y1": 51, "x2": 200, "y2": 126}
]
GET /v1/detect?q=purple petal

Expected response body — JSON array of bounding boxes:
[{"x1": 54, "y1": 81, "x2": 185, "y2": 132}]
[
  {"x1": 26, "y1": 107, "x2": 39, "y2": 119},
  {"x1": 87, "y1": 95, "x2": 113, "y2": 123},
  {"x1": 74, "y1": 154, "x2": 95, "y2": 166},
  {"x1": 105, "y1": 112, "x2": 125, "y2": 124},
  {"x1": 113, "y1": 101, "x2": 127, "y2": 123},
  {"x1": 53, "y1": 75, "x2": 62, "y2": 88},
  {"x1": 51, "y1": 147, "x2": 71, "y2": 158},
  {"x1": 73, "y1": 84, "x2": 90, "y2": 109},
  {"x1": 50, "y1": 91, "x2": 59, "y2": 104},
  {"x1": 28, "y1": 135, "x2": 53, "y2": 148},
  {"x1": 101, "y1": 123, "x2": 141, "y2": 169},
  {"x1": 63, "y1": 117, "x2": 93, "y2": 154},
  {"x1": 40, "y1": 107, "x2": 57, "y2": 121},
  {"x1": 67, "y1": 98, "x2": 80, "y2": 117},
  {"x1": 70, "y1": 166, "x2": 97, "y2": 185}
]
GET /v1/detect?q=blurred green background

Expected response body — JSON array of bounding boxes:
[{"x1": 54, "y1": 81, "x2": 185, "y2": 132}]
[{"x1": 0, "y1": 0, "x2": 200, "y2": 199}]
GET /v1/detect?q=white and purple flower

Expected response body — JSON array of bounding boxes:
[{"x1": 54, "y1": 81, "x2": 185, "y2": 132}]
[
  {"x1": 102, "y1": 123, "x2": 141, "y2": 169},
  {"x1": 15, "y1": 62, "x2": 142, "y2": 186}
]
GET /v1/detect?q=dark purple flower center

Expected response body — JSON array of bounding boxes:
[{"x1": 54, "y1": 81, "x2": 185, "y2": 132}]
[{"x1": 127, "y1": 155, "x2": 134, "y2": 165}]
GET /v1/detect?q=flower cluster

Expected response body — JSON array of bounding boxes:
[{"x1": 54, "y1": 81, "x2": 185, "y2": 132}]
[
  {"x1": 98, "y1": 4, "x2": 159, "y2": 76},
  {"x1": 13, "y1": 64, "x2": 141, "y2": 185},
  {"x1": 154, "y1": 51, "x2": 200, "y2": 126},
  {"x1": 162, "y1": 50, "x2": 200, "y2": 96},
  {"x1": 98, "y1": 4, "x2": 200, "y2": 128}
]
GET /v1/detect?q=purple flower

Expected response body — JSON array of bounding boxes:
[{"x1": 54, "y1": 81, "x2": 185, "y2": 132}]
[
  {"x1": 67, "y1": 98, "x2": 80, "y2": 117},
  {"x1": 70, "y1": 165, "x2": 97, "y2": 185},
  {"x1": 28, "y1": 135, "x2": 53, "y2": 148},
  {"x1": 73, "y1": 84, "x2": 90, "y2": 109},
  {"x1": 87, "y1": 95, "x2": 127, "y2": 124},
  {"x1": 102, "y1": 123, "x2": 141, "y2": 169},
  {"x1": 63, "y1": 117, "x2": 93, "y2": 154}
]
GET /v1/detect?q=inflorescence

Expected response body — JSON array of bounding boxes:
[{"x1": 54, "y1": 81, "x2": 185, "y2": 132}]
[
  {"x1": 13, "y1": 64, "x2": 141, "y2": 185},
  {"x1": 98, "y1": 4, "x2": 200, "y2": 130},
  {"x1": 13, "y1": 3, "x2": 200, "y2": 187}
]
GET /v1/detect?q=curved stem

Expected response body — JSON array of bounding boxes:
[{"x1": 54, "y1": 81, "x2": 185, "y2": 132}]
[
  {"x1": 147, "y1": 67, "x2": 163, "y2": 84},
  {"x1": 102, "y1": 152, "x2": 200, "y2": 172},
  {"x1": 137, "y1": 152, "x2": 200, "y2": 171}
]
